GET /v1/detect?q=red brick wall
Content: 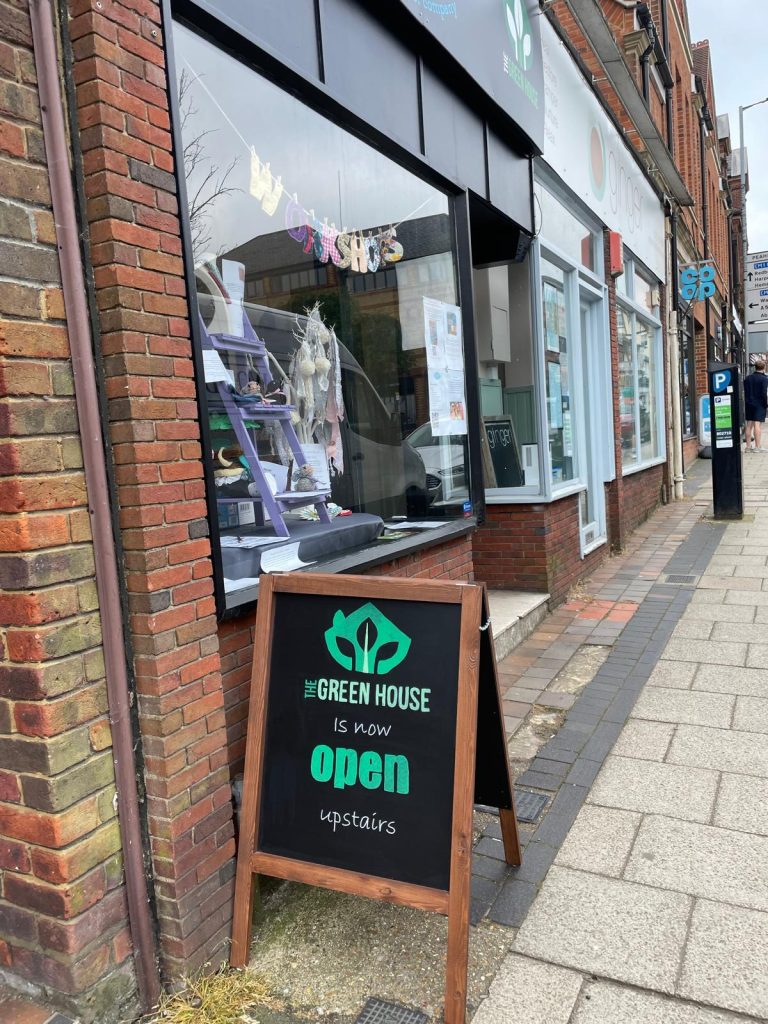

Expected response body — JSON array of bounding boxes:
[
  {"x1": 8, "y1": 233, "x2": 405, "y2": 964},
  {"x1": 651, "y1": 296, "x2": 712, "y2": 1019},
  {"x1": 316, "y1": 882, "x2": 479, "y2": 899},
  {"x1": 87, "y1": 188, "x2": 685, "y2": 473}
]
[
  {"x1": 65, "y1": 0, "x2": 236, "y2": 986},
  {"x1": 620, "y1": 466, "x2": 664, "y2": 538},
  {"x1": 0, "y1": 2, "x2": 137, "y2": 1019},
  {"x1": 220, "y1": 534, "x2": 473, "y2": 779},
  {"x1": 683, "y1": 435, "x2": 699, "y2": 468},
  {"x1": 473, "y1": 491, "x2": 611, "y2": 605}
]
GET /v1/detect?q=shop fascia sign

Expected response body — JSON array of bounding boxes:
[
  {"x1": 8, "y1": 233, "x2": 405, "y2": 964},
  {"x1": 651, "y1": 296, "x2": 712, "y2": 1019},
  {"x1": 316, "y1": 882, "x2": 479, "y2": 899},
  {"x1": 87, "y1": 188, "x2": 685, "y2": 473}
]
[
  {"x1": 540, "y1": 19, "x2": 664, "y2": 280},
  {"x1": 249, "y1": 149, "x2": 405, "y2": 274},
  {"x1": 396, "y1": 0, "x2": 544, "y2": 150},
  {"x1": 679, "y1": 260, "x2": 716, "y2": 302}
]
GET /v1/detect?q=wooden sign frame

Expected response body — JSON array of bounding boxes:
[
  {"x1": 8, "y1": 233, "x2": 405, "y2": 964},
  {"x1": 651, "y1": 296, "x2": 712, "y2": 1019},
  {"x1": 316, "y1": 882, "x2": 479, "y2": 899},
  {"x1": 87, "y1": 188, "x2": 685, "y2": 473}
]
[{"x1": 231, "y1": 573, "x2": 521, "y2": 1024}]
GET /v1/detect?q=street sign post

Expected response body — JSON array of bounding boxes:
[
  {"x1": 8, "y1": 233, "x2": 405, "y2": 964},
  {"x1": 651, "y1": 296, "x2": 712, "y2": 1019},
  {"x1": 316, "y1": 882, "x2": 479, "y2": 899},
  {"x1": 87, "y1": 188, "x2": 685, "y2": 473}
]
[{"x1": 708, "y1": 364, "x2": 743, "y2": 519}]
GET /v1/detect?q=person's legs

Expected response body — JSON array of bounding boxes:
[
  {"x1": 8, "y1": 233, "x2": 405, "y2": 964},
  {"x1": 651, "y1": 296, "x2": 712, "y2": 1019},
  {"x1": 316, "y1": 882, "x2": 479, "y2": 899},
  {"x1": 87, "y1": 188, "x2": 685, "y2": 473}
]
[
  {"x1": 746, "y1": 421, "x2": 755, "y2": 449},
  {"x1": 756, "y1": 420, "x2": 764, "y2": 450}
]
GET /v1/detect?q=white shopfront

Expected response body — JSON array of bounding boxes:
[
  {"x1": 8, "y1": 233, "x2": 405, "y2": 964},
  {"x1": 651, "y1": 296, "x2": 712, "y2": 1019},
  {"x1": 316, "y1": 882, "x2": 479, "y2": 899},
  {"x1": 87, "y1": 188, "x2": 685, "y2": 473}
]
[{"x1": 479, "y1": 18, "x2": 666, "y2": 556}]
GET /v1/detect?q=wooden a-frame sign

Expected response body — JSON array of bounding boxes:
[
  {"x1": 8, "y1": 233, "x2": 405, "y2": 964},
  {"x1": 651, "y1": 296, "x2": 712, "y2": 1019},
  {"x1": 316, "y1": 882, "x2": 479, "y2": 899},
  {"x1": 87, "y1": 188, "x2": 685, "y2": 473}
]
[{"x1": 231, "y1": 573, "x2": 521, "y2": 1024}]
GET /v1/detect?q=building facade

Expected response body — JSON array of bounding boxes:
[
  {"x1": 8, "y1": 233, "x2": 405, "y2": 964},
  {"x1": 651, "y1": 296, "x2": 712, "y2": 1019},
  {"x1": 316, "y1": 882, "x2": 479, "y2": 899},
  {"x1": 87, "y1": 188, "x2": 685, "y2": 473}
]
[{"x1": 0, "y1": 1, "x2": 744, "y2": 1022}]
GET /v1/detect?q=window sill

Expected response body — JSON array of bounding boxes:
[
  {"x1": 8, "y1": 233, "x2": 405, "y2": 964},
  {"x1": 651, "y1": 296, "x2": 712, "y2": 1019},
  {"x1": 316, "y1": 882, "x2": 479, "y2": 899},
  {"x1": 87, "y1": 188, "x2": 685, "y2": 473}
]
[
  {"x1": 621, "y1": 455, "x2": 666, "y2": 478},
  {"x1": 220, "y1": 518, "x2": 477, "y2": 618},
  {"x1": 485, "y1": 482, "x2": 587, "y2": 505}
]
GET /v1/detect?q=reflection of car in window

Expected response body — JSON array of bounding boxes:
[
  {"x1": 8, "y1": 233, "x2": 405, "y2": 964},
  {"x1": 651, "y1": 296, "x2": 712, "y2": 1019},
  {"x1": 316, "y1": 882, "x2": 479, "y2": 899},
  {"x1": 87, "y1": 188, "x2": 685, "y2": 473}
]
[
  {"x1": 405, "y1": 421, "x2": 468, "y2": 506},
  {"x1": 196, "y1": 265, "x2": 431, "y2": 517}
]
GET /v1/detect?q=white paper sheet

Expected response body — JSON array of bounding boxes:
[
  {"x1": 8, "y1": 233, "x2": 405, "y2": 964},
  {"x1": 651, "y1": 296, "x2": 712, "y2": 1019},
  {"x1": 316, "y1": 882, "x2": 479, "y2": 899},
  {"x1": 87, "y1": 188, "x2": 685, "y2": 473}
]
[
  {"x1": 220, "y1": 535, "x2": 279, "y2": 549},
  {"x1": 260, "y1": 542, "x2": 315, "y2": 573},
  {"x1": 202, "y1": 349, "x2": 233, "y2": 384},
  {"x1": 223, "y1": 576, "x2": 260, "y2": 593}
]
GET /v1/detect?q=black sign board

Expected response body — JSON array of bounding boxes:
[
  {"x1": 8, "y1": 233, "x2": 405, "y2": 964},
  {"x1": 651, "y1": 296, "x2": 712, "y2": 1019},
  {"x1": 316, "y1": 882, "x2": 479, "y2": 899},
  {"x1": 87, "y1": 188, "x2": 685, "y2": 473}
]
[
  {"x1": 258, "y1": 591, "x2": 461, "y2": 890},
  {"x1": 709, "y1": 363, "x2": 743, "y2": 519},
  {"x1": 231, "y1": 574, "x2": 521, "y2": 1024},
  {"x1": 483, "y1": 416, "x2": 523, "y2": 488},
  {"x1": 396, "y1": 0, "x2": 545, "y2": 151}
]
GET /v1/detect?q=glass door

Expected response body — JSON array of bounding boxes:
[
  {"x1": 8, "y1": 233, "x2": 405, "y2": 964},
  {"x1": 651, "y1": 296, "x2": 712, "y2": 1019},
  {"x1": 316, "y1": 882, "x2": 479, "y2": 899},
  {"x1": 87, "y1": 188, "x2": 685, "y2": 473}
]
[{"x1": 578, "y1": 295, "x2": 607, "y2": 550}]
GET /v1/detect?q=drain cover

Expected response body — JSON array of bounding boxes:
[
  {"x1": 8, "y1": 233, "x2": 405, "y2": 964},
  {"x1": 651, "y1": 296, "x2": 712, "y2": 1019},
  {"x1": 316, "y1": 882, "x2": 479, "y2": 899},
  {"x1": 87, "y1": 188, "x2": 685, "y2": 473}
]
[
  {"x1": 515, "y1": 790, "x2": 549, "y2": 823},
  {"x1": 664, "y1": 574, "x2": 699, "y2": 585},
  {"x1": 355, "y1": 999, "x2": 428, "y2": 1024}
]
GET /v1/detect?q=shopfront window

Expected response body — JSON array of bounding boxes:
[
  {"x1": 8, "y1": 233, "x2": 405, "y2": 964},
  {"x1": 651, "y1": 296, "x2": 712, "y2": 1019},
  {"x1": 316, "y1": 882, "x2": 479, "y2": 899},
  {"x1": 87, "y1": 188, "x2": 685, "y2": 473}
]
[
  {"x1": 680, "y1": 315, "x2": 695, "y2": 437},
  {"x1": 542, "y1": 259, "x2": 576, "y2": 486},
  {"x1": 174, "y1": 23, "x2": 469, "y2": 607},
  {"x1": 616, "y1": 252, "x2": 663, "y2": 472}
]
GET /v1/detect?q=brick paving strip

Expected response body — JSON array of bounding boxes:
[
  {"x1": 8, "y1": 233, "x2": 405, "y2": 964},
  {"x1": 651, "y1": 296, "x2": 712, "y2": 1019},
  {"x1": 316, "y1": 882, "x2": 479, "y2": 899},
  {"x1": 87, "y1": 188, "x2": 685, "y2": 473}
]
[{"x1": 470, "y1": 454, "x2": 768, "y2": 1023}]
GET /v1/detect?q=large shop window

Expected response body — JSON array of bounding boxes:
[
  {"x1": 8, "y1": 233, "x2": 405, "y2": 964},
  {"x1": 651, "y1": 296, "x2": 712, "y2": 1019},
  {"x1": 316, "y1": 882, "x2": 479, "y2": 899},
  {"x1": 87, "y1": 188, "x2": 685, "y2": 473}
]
[
  {"x1": 173, "y1": 24, "x2": 470, "y2": 608},
  {"x1": 616, "y1": 256, "x2": 664, "y2": 473},
  {"x1": 679, "y1": 315, "x2": 696, "y2": 438}
]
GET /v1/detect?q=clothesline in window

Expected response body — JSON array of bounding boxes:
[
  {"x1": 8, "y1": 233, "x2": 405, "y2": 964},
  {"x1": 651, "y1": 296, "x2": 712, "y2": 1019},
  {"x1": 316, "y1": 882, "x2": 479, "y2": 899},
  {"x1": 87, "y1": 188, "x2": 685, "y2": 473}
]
[{"x1": 181, "y1": 59, "x2": 436, "y2": 244}]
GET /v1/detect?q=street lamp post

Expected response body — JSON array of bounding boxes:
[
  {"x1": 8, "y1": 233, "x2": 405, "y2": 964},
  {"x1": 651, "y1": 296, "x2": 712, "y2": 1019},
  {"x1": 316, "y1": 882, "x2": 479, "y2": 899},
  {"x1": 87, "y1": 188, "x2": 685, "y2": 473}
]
[{"x1": 739, "y1": 97, "x2": 768, "y2": 370}]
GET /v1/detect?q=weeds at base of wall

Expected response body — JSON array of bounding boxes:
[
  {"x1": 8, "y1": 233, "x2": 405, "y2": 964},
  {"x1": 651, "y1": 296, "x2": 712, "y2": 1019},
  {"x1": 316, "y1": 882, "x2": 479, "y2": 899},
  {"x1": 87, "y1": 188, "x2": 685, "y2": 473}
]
[{"x1": 140, "y1": 968, "x2": 273, "y2": 1024}]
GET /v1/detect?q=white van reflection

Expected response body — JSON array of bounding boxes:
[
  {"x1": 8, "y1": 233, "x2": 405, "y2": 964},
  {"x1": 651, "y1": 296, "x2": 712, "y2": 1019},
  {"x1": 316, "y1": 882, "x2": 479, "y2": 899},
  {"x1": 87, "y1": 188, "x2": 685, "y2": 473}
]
[{"x1": 195, "y1": 268, "x2": 432, "y2": 519}]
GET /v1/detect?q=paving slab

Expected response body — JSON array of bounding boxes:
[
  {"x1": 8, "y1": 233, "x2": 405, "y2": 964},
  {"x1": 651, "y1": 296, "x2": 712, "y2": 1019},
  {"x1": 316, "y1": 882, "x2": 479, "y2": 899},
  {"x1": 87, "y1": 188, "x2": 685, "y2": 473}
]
[
  {"x1": 554, "y1": 805, "x2": 640, "y2": 878},
  {"x1": 471, "y1": 954, "x2": 583, "y2": 1024},
  {"x1": 697, "y1": 576, "x2": 762, "y2": 591},
  {"x1": 513, "y1": 866, "x2": 691, "y2": 993},
  {"x1": 709, "y1": 622, "x2": 768, "y2": 642},
  {"x1": 646, "y1": 661, "x2": 697, "y2": 689},
  {"x1": 588, "y1": 755, "x2": 718, "y2": 822},
  {"x1": 745, "y1": 641, "x2": 768, "y2": 666},
  {"x1": 612, "y1": 720, "x2": 676, "y2": 761},
  {"x1": 678, "y1": 899, "x2": 768, "y2": 1019},
  {"x1": 732, "y1": 695, "x2": 768, "y2": 734},
  {"x1": 725, "y1": 588, "x2": 768, "y2": 605},
  {"x1": 668, "y1": 724, "x2": 768, "y2": 777},
  {"x1": 693, "y1": 663, "x2": 768, "y2": 696},
  {"x1": 625, "y1": 815, "x2": 768, "y2": 912},
  {"x1": 571, "y1": 981, "x2": 756, "y2": 1024},
  {"x1": 671, "y1": 621, "x2": 713, "y2": 639},
  {"x1": 660, "y1": 639, "x2": 747, "y2": 666},
  {"x1": 683, "y1": 603, "x2": 755, "y2": 622},
  {"x1": 630, "y1": 687, "x2": 734, "y2": 727},
  {"x1": 713, "y1": 774, "x2": 768, "y2": 836}
]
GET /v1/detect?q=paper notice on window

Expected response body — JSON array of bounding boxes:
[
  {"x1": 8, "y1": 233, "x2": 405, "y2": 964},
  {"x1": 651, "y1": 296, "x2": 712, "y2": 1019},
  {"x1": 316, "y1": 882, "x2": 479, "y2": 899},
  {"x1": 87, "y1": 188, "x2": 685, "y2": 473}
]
[
  {"x1": 202, "y1": 349, "x2": 233, "y2": 385},
  {"x1": 423, "y1": 298, "x2": 467, "y2": 437},
  {"x1": 260, "y1": 542, "x2": 315, "y2": 573}
]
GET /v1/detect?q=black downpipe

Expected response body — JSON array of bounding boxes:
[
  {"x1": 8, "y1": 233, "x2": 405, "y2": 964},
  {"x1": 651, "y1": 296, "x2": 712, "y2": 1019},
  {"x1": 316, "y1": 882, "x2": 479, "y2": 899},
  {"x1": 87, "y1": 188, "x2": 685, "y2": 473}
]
[
  {"x1": 640, "y1": 33, "x2": 655, "y2": 102},
  {"x1": 665, "y1": 87, "x2": 674, "y2": 155},
  {"x1": 699, "y1": 109, "x2": 712, "y2": 362}
]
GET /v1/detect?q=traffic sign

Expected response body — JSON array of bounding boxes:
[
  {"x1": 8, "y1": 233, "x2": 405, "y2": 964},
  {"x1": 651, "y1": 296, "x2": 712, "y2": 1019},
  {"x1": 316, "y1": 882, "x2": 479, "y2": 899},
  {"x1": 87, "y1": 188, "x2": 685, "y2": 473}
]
[{"x1": 746, "y1": 288, "x2": 768, "y2": 321}]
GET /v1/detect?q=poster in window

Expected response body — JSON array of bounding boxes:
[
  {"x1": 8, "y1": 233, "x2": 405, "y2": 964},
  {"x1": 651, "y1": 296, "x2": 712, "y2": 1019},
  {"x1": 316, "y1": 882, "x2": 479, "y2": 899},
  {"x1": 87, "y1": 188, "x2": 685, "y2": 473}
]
[
  {"x1": 547, "y1": 362, "x2": 563, "y2": 429},
  {"x1": 543, "y1": 283, "x2": 559, "y2": 352},
  {"x1": 423, "y1": 298, "x2": 467, "y2": 437}
]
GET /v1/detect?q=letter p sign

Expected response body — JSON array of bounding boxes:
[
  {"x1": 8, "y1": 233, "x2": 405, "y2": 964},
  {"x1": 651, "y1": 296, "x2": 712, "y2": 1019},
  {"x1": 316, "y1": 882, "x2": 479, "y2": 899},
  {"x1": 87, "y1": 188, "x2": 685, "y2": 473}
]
[{"x1": 713, "y1": 370, "x2": 731, "y2": 393}]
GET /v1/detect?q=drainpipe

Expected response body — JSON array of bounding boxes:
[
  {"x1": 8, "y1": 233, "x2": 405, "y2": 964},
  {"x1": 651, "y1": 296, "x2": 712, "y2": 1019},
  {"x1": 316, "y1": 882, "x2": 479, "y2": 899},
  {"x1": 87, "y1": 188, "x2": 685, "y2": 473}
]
[
  {"x1": 696, "y1": 84, "x2": 712, "y2": 363},
  {"x1": 639, "y1": 28, "x2": 655, "y2": 102},
  {"x1": 28, "y1": 0, "x2": 161, "y2": 1012},
  {"x1": 667, "y1": 205, "x2": 685, "y2": 499}
]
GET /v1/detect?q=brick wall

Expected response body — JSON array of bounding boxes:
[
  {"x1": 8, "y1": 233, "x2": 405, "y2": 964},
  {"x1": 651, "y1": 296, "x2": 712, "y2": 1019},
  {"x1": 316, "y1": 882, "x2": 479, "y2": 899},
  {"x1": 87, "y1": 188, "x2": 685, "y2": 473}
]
[
  {"x1": 0, "y1": 3, "x2": 136, "y2": 1020},
  {"x1": 620, "y1": 466, "x2": 664, "y2": 538},
  {"x1": 220, "y1": 534, "x2": 474, "y2": 779},
  {"x1": 64, "y1": 0, "x2": 236, "y2": 986}
]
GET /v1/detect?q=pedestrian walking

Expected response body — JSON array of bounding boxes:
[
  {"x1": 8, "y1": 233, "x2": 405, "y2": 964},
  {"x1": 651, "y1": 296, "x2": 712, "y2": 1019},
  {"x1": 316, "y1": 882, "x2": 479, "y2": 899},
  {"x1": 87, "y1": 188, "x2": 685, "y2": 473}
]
[{"x1": 744, "y1": 360, "x2": 768, "y2": 451}]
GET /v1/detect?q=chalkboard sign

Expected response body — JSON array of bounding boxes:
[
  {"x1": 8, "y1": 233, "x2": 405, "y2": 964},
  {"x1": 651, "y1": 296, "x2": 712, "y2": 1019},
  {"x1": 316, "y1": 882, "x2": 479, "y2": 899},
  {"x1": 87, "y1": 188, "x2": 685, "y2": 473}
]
[
  {"x1": 231, "y1": 574, "x2": 521, "y2": 1024},
  {"x1": 482, "y1": 416, "x2": 523, "y2": 488}
]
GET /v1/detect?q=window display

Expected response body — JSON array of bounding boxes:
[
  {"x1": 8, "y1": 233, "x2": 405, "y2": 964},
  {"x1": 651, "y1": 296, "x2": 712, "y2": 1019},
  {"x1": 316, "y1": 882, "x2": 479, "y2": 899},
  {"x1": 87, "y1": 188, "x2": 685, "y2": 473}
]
[
  {"x1": 174, "y1": 22, "x2": 469, "y2": 606},
  {"x1": 541, "y1": 259, "x2": 576, "y2": 485},
  {"x1": 616, "y1": 254, "x2": 663, "y2": 472}
]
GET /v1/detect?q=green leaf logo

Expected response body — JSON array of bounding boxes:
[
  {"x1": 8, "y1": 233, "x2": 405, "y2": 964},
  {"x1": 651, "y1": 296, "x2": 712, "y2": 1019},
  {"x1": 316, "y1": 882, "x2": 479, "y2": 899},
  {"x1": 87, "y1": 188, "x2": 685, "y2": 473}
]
[
  {"x1": 504, "y1": 0, "x2": 533, "y2": 70},
  {"x1": 324, "y1": 603, "x2": 411, "y2": 675}
]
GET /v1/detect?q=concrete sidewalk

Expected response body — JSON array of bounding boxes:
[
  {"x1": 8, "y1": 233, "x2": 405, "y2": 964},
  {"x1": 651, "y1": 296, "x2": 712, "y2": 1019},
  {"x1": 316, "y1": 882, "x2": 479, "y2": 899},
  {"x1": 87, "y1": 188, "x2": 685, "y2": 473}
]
[{"x1": 473, "y1": 456, "x2": 768, "y2": 1023}]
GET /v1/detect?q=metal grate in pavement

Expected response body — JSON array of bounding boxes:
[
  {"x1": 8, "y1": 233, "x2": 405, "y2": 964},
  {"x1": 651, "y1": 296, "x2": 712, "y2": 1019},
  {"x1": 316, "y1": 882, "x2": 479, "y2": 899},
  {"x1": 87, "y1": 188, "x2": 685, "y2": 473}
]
[
  {"x1": 514, "y1": 790, "x2": 549, "y2": 823},
  {"x1": 355, "y1": 999, "x2": 428, "y2": 1024},
  {"x1": 662, "y1": 573, "x2": 699, "y2": 585}
]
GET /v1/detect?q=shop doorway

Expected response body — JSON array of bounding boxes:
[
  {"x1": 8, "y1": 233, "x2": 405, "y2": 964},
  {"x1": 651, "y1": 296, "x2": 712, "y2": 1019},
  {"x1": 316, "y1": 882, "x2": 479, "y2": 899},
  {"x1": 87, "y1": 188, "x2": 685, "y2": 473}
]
[{"x1": 578, "y1": 292, "x2": 607, "y2": 550}]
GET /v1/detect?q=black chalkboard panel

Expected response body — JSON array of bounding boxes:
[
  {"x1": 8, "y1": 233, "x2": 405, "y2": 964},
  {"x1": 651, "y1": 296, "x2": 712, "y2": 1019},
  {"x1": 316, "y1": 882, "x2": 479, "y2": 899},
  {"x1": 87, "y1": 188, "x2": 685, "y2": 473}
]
[
  {"x1": 483, "y1": 416, "x2": 523, "y2": 488},
  {"x1": 258, "y1": 591, "x2": 461, "y2": 891}
]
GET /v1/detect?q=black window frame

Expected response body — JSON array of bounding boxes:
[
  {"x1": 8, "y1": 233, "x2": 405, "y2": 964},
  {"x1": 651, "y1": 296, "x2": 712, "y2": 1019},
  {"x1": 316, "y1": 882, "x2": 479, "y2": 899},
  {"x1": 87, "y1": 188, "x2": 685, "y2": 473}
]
[{"x1": 162, "y1": 0, "x2": 486, "y2": 618}]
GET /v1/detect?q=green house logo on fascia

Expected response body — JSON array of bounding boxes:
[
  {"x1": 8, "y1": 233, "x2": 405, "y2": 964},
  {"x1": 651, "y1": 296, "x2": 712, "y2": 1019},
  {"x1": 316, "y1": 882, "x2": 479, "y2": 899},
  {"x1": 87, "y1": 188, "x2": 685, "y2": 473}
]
[
  {"x1": 504, "y1": 0, "x2": 534, "y2": 71},
  {"x1": 324, "y1": 603, "x2": 411, "y2": 675}
]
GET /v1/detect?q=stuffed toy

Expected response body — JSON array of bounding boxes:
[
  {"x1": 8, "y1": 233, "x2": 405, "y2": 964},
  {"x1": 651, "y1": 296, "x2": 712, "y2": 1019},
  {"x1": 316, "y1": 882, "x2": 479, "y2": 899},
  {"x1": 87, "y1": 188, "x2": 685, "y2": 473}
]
[{"x1": 292, "y1": 464, "x2": 318, "y2": 492}]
